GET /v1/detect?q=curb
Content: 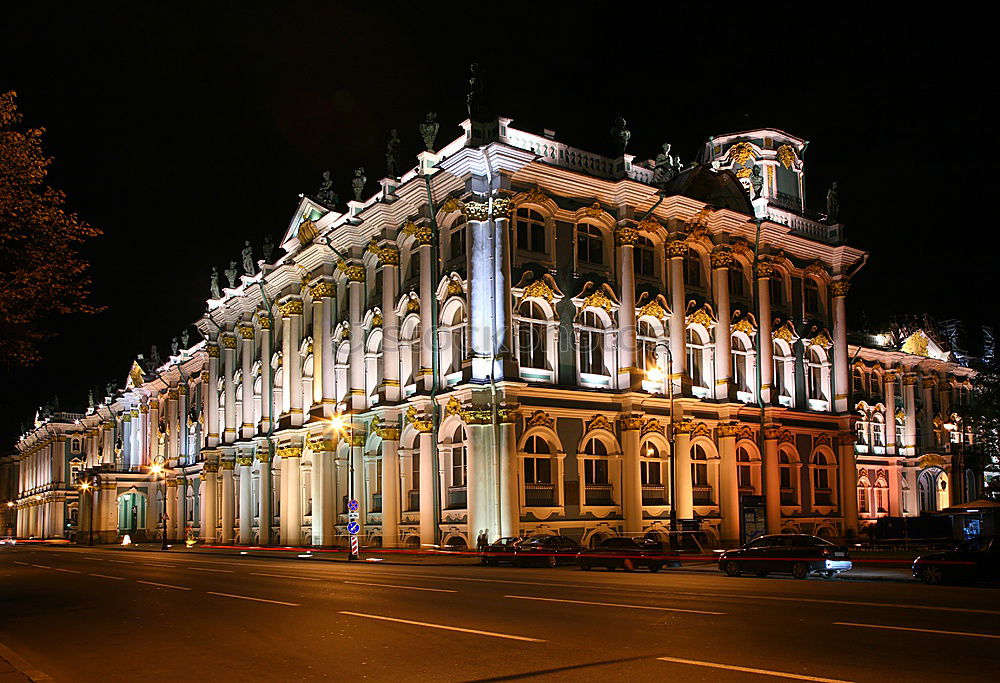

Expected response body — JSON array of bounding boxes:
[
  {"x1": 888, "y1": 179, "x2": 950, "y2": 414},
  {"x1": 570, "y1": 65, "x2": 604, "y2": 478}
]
[{"x1": 0, "y1": 641, "x2": 52, "y2": 682}]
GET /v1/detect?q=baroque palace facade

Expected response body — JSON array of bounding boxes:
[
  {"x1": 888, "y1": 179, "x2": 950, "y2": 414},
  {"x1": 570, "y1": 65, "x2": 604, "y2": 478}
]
[{"x1": 7, "y1": 115, "x2": 983, "y2": 547}]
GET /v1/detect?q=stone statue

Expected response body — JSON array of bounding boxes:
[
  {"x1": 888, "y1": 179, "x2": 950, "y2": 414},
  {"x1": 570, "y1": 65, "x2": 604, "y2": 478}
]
[
  {"x1": 150, "y1": 345, "x2": 161, "y2": 368},
  {"x1": 224, "y1": 261, "x2": 238, "y2": 288},
  {"x1": 241, "y1": 241, "x2": 255, "y2": 276},
  {"x1": 750, "y1": 165, "x2": 764, "y2": 199},
  {"x1": 654, "y1": 143, "x2": 680, "y2": 185},
  {"x1": 87, "y1": 390, "x2": 94, "y2": 412},
  {"x1": 826, "y1": 181, "x2": 840, "y2": 221},
  {"x1": 210, "y1": 267, "x2": 221, "y2": 299},
  {"x1": 466, "y1": 63, "x2": 486, "y2": 120},
  {"x1": 316, "y1": 171, "x2": 339, "y2": 209},
  {"x1": 180, "y1": 330, "x2": 189, "y2": 349},
  {"x1": 386, "y1": 129, "x2": 401, "y2": 179},
  {"x1": 171, "y1": 337, "x2": 179, "y2": 356},
  {"x1": 352, "y1": 167, "x2": 366, "y2": 202},
  {"x1": 419, "y1": 112, "x2": 439, "y2": 152},
  {"x1": 611, "y1": 117, "x2": 630, "y2": 155},
  {"x1": 106, "y1": 382, "x2": 116, "y2": 399},
  {"x1": 262, "y1": 235, "x2": 274, "y2": 262}
]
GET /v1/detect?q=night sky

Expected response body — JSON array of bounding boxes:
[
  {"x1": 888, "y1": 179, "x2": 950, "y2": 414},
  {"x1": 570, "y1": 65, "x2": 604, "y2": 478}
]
[{"x1": 0, "y1": 3, "x2": 991, "y2": 444}]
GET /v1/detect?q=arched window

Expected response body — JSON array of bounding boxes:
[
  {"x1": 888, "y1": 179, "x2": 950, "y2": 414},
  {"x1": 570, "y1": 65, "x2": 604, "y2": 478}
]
[
  {"x1": 517, "y1": 301, "x2": 547, "y2": 370},
  {"x1": 871, "y1": 414, "x2": 885, "y2": 449},
  {"x1": 577, "y1": 223, "x2": 604, "y2": 266},
  {"x1": 858, "y1": 477, "x2": 871, "y2": 514},
  {"x1": 516, "y1": 208, "x2": 546, "y2": 254},
  {"x1": 874, "y1": 475, "x2": 888, "y2": 513},
  {"x1": 446, "y1": 424, "x2": 467, "y2": 509},
  {"x1": 732, "y1": 335, "x2": 752, "y2": 393},
  {"x1": 641, "y1": 441, "x2": 665, "y2": 505},
  {"x1": 770, "y1": 272, "x2": 784, "y2": 306},
  {"x1": 804, "y1": 279, "x2": 820, "y2": 315},
  {"x1": 730, "y1": 262, "x2": 745, "y2": 298},
  {"x1": 637, "y1": 320, "x2": 659, "y2": 374},
  {"x1": 582, "y1": 437, "x2": 612, "y2": 505},
  {"x1": 523, "y1": 435, "x2": 554, "y2": 506},
  {"x1": 773, "y1": 340, "x2": 794, "y2": 405},
  {"x1": 634, "y1": 236, "x2": 655, "y2": 277},
  {"x1": 737, "y1": 446, "x2": 753, "y2": 489},
  {"x1": 686, "y1": 327, "x2": 710, "y2": 390},
  {"x1": 812, "y1": 452, "x2": 832, "y2": 505},
  {"x1": 442, "y1": 305, "x2": 466, "y2": 377},
  {"x1": 684, "y1": 252, "x2": 702, "y2": 287},
  {"x1": 895, "y1": 417, "x2": 905, "y2": 450},
  {"x1": 691, "y1": 444, "x2": 712, "y2": 504},
  {"x1": 852, "y1": 368, "x2": 866, "y2": 396},
  {"x1": 855, "y1": 414, "x2": 869, "y2": 449},
  {"x1": 871, "y1": 373, "x2": 883, "y2": 400},
  {"x1": 807, "y1": 347, "x2": 828, "y2": 402},
  {"x1": 579, "y1": 310, "x2": 607, "y2": 376},
  {"x1": 779, "y1": 451, "x2": 796, "y2": 504},
  {"x1": 448, "y1": 216, "x2": 467, "y2": 261}
]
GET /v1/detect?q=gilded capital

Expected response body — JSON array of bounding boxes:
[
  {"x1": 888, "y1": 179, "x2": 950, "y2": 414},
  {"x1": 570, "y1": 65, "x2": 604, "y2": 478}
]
[
  {"x1": 665, "y1": 240, "x2": 689, "y2": 258},
  {"x1": 310, "y1": 281, "x2": 336, "y2": 298},
  {"x1": 673, "y1": 419, "x2": 695, "y2": 435},
  {"x1": 277, "y1": 445, "x2": 303, "y2": 458},
  {"x1": 220, "y1": 335, "x2": 237, "y2": 349},
  {"x1": 202, "y1": 462, "x2": 220, "y2": 473},
  {"x1": 207, "y1": 344, "x2": 221, "y2": 358},
  {"x1": 257, "y1": 312, "x2": 272, "y2": 329},
  {"x1": 763, "y1": 425, "x2": 782, "y2": 440},
  {"x1": 177, "y1": 384, "x2": 188, "y2": 396},
  {"x1": 620, "y1": 415, "x2": 643, "y2": 431},
  {"x1": 220, "y1": 459, "x2": 236, "y2": 470},
  {"x1": 139, "y1": 403, "x2": 149, "y2": 414},
  {"x1": 238, "y1": 324, "x2": 255, "y2": 340},
  {"x1": 711, "y1": 248, "x2": 735, "y2": 269},
  {"x1": 902, "y1": 374, "x2": 918, "y2": 386},
  {"x1": 279, "y1": 299, "x2": 304, "y2": 317},
  {"x1": 497, "y1": 405, "x2": 520, "y2": 424},
  {"x1": 462, "y1": 201, "x2": 490, "y2": 221},
  {"x1": 615, "y1": 226, "x2": 639, "y2": 246},
  {"x1": 401, "y1": 219, "x2": 433, "y2": 245},
  {"x1": 830, "y1": 281, "x2": 851, "y2": 297},
  {"x1": 336, "y1": 261, "x2": 367, "y2": 282},
  {"x1": 492, "y1": 197, "x2": 513, "y2": 218},
  {"x1": 235, "y1": 456, "x2": 254, "y2": 466},
  {"x1": 367, "y1": 238, "x2": 400, "y2": 266},
  {"x1": 717, "y1": 421, "x2": 740, "y2": 438}
]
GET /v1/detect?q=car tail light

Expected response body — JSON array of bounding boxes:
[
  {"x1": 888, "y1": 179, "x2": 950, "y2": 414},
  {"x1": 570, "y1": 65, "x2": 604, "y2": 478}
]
[{"x1": 820, "y1": 548, "x2": 832, "y2": 557}]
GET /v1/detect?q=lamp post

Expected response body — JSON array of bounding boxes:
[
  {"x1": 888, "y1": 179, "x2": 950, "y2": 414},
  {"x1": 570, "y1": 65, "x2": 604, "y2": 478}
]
[
  {"x1": 325, "y1": 413, "x2": 359, "y2": 560},
  {"x1": 77, "y1": 479, "x2": 95, "y2": 546},
  {"x1": 645, "y1": 341, "x2": 678, "y2": 558},
  {"x1": 150, "y1": 461, "x2": 168, "y2": 550}
]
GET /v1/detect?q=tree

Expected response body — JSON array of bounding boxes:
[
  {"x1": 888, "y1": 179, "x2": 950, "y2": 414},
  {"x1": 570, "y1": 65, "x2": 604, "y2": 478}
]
[
  {"x1": 962, "y1": 354, "x2": 1000, "y2": 500},
  {"x1": 0, "y1": 91, "x2": 102, "y2": 366}
]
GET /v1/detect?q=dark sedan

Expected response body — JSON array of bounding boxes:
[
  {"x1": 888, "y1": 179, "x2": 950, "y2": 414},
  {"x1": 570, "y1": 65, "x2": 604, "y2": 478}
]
[
  {"x1": 481, "y1": 536, "x2": 523, "y2": 565},
  {"x1": 913, "y1": 536, "x2": 1000, "y2": 585},
  {"x1": 577, "y1": 537, "x2": 666, "y2": 572},
  {"x1": 510, "y1": 534, "x2": 585, "y2": 568},
  {"x1": 719, "y1": 534, "x2": 852, "y2": 579}
]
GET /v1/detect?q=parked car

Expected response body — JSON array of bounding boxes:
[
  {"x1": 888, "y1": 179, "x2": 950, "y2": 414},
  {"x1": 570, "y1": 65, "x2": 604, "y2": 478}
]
[
  {"x1": 0, "y1": 537, "x2": 15, "y2": 546},
  {"x1": 510, "y1": 534, "x2": 585, "y2": 568},
  {"x1": 577, "y1": 537, "x2": 666, "y2": 572},
  {"x1": 482, "y1": 536, "x2": 524, "y2": 565},
  {"x1": 719, "y1": 534, "x2": 852, "y2": 579},
  {"x1": 913, "y1": 536, "x2": 1000, "y2": 585}
]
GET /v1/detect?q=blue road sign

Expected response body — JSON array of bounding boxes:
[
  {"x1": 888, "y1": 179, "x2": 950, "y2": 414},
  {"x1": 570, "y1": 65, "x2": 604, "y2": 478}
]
[
  {"x1": 347, "y1": 521, "x2": 360, "y2": 535},
  {"x1": 348, "y1": 499, "x2": 360, "y2": 512}
]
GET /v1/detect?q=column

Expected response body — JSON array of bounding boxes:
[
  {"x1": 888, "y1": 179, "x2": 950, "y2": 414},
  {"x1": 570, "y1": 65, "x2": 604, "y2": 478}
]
[
  {"x1": 121, "y1": 415, "x2": 132, "y2": 469},
  {"x1": 139, "y1": 403, "x2": 150, "y2": 466},
  {"x1": 258, "y1": 313, "x2": 273, "y2": 433},
  {"x1": 177, "y1": 384, "x2": 188, "y2": 462},
  {"x1": 903, "y1": 375, "x2": 917, "y2": 455},
  {"x1": 166, "y1": 389, "x2": 179, "y2": 461},
  {"x1": 494, "y1": 201, "x2": 515, "y2": 373},
  {"x1": 374, "y1": 243, "x2": 401, "y2": 402},
  {"x1": 763, "y1": 425, "x2": 781, "y2": 534},
  {"x1": 310, "y1": 439, "x2": 335, "y2": 546},
  {"x1": 206, "y1": 343, "x2": 220, "y2": 447},
  {"x1": 666, "y1": 240, "x2": 688, "y2": 395},
  {"x1": 338, "y1": 264, "x2": 367, "y2": 410},
  {"x1": 757, "y1": 261, "x2": 774, "y2": 403},
  {"x1": 281, "y1": 446, "x2": 302, "y2": 545},
  {"x1": 712, "y1": 248, "x2": 733, "y2": 400},
  {"x1": 884, "y1": 371, "x2": 897, "y2": 453},
  {"x1": 617, "y1": 227, "x2": 639, "y2": 390},
  {"x1": 102, "y1": 423, "x2": 113, "y2": 465},
  {"x1": 673, "y1": 422, "x2": 693, "y2": 520},
  {"x1": 312, "y1": 280, "x2": 338, "y2": 412},
  {"x1": 220, "y1": 460, "x2": 235, "y2": 543},
  {"x1": 718, "y1": 422, "x2": 740, "y2": 545},
  {"x1": 256, "y1": 448, "x2": 272, "y2": 544},
  {"x1": 279, "y1": 298, "x2": 304, "y2": 426},
  {"x1": 166, "y1": 478, "x2": 179, "y2": 541},
  {"x1": 201, "y1": 462, "x2": 218, "y2": 542},
  {"x1": 418, "y1": 425, "x2": 435, "y2": 547},
  {"x1": 621, "y1": 416, "x2": 642, "y2": 534},
  {"x1": 903, "y1": 465, "x2": 919, "y2": 516},
  {"x1": 831, "y1": 281, "x2": 850, "y2": 413},
  {"x1": 222, "y1": 333, "x2": 237, "y2": 443},
  {"x1": 921, "y1": 376, "x2": 936, "y2": 447},
  {"x1": 497, "y1": 410, "x2": 520, "y2": 540},
  {"x1": 839, "y1": 433, "x2": 859, "y2": 536},
  {"x1": 236, "y1": 455, "x2": 252, "y2": 543},
  {"x1": 888, "y1": 460, "x2": 902, "y2": 516},
  {"x1": 350, "y1": 426, "x2": 367, "y2": 537},
  {"x1": 379, "y1": 426, "x2": 401, "y2": 548},
  {"x1": 311, "y1": 294, "x2": 324, "y2": 408},
  {"x1": 238, "y1": 324, "x2": 256, "y2": 440}
]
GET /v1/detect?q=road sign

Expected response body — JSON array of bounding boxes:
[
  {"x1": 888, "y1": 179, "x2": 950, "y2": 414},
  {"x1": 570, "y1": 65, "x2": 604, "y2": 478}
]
[
  {"x1": 348, "y1": 511, "x2": 359, "y2": 520},
  {"x1": 347, "y1": 499, "x2": 360, "y2": 512},
  {"x1": 347, "y1": 520, "x2": 360, "y2": 535},
  {"x1": 350, "y1": 535, "x2": 359, "y2": 557}
]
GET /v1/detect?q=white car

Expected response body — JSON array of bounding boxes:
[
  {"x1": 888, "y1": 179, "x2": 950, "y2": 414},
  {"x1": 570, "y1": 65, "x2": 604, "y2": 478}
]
[{"x1": 0, "y1": 537, "x2": 16, "y2": 546}]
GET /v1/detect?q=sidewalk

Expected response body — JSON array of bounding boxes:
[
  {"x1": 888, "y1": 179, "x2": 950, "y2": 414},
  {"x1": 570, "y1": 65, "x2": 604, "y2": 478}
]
[{"x1": 0, "y1": 642, "x2": 50, "y2": 682}]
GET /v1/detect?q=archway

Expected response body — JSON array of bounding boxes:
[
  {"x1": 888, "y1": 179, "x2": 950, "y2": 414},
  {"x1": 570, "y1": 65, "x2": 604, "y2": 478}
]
[
  {"x1": 117, "y1": 492, "x2": 147, "y2": 534},
  {"x1": 918, "y1": 467, "x2": 949, "y2": 513}
]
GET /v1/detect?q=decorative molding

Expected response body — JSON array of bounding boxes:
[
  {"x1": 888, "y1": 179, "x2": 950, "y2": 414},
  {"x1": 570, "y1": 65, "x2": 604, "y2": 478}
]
[
  {"x1": 717, "y1": 421, "x2": 740, "y2": 438},
  {"x1": 637, "y1": 299, "x2": 668, "y2": 321},
  {"x1": 310, "y1": 281, "x2": 336, "y2": 298},
  {"x1": 586, "y1": 414, "x2": 614, "y2": 433},
  {"x1": 238, "y1": 324, "x2": 255, "y2": 340},
  {"x1": 665, "y1": 240, "x2": 689, "y2": 258},
  {"x1": 523, "y1": 278, "x2": 555, "y2": 303},
  {"x1": 620, "y1": 415, "x2": 643, "y2": 431},
  {"x1": 440, "y1": 196, "x2": 464, "y2": 214},
  {"x1": 207, "y1": 345, "x2": 221, "y2": 358},
  {"x1": 582, "y1": 290, "x2": 615, "y2": 314},
  {"x1": 728, "y1": 141, "x2": 755, "y2": 165},
  {"x1": 366, "y1": 238, "x2": 400, "y2": 266},
  {"x1": 526, "y1": 410, "x2": 554, "y2": 429},
  {"x1": 336, "y1": 261, "x2": 366, "y2": 282},
  {"x1": 615, "y1": 225, "x2": 639, "y2": 246},
  {"x1": 710, "y1": 247, "x2": 735, "y2": 269},
  {"x1": 405, "y1": 405, "x2": 433, "y2": 433},
  {"x1": 686, "y1": 305, "x2": 715, "y2": 328},
  {"x1": 641, "y1": 418, "x2": 664, "y2": 437},
  {"x1": 580, "y1": 202, "x2": 604, "y2": 218},
  {"x1": 830, "y1": 280, "x2": 850, "y2": 297},
  {"x1": 278, "y1": 299, "x2": 304, "y2": 317},
  {"x1": 776, "y1": 144, "x2": 797, "y2": 169}
]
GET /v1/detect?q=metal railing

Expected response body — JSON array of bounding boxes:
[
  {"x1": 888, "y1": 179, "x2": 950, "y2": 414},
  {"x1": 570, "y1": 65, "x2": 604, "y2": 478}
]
[
  {"x1": 446, "y1": 486, "x2": 467, "y2": 510},
  {"x1": 407, "y1": 489, "x2": 420, "y2": 512},
  {"x1": 641, "y1": 485, "x2": 667, "y2": 505},
  {"x1": 584, "y1": 484, "x2": 614, "y2": 506},
  {"x1": 524, "y1": 484, "x2": 555, "y2": 507}
]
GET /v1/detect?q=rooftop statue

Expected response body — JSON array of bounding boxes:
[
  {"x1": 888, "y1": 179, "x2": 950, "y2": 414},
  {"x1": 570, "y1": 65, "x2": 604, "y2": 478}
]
[
  {"x1": 87, "y1": 390, "x2": 94, "y2": 412},
  {"x1": 352, "y1": 167, "x2": 366, "y2": 201},
  {"x1": 611, "y1": 117, "x2": 630, "y2": 155},
  {"x1": 750, "y1": 165, "x2": 764, "y2": 199},
  {"x1": 386, "y1": 129, "x2": 401, "y2": 179},
  {"x1": 242, "y1": 240, "x2": 255, "y2": 276},
  {"x1": 653, "y1": 143, "x2": 681, "y2": 185},
  {"x1": 224, "y1": 261, "x2": 238, "y2": 288},
  {"x1": 467, "y1": 63, "x2": 486, "y2": 121},
  {"x1": 316, "y1": 171, "x2": 339, "y2": 209},
  {"x1": 180, "y1": 330, "x2": 189, "y2": 349},
  {"x1": 150, "y1": 345, "x2": 161, "y2": 368},
  {"x1": 826, "y1": 181, "x2": 840, "y2": 221},
  {"x1": 419, "y1": 112, "x2": 439, "y2": 152},
  {"x1": 262, "y1": 235, "x2": 274, "y2": 262},
  {"x1": 171, "y1": 337, "x2": 179, "y2": 356},
  {"x1": 210, "y1": 267, "x2": 221, "y2": 299}
]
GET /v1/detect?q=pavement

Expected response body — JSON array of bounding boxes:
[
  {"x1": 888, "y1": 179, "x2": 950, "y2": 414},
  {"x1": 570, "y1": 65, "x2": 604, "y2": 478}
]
[{"x1": 2, "y1": 544, "x2": 998, "y2": 682}]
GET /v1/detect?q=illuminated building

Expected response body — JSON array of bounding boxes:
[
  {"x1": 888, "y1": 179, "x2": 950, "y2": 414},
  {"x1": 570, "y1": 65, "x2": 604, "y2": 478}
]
[{"x1": 8, "y1": 115, "x2": 984, "y2": 547}]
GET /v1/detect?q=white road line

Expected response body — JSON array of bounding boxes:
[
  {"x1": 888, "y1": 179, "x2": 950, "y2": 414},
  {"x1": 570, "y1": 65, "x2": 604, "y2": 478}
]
[
  {"x1": 339, "y1": 611, "x2": 545, "y2": 642},
  {"x1": 137, "y1": 580, "x2": 191, "y2": 591},
  {"x1": 82, "y1": 557, "x2": 103, "y2": 561},
  {"x1": 834, "y1": 621, "x2": 1000, "y2": 640},
  {"x1": 250, "y1": 572, "x2": 321, "y2": 581},
  {"x1": 670, "y1": 591, "x2": 1000, "y2": 616},
  {"x1": 30, "y1": 564, "x2": 51, "y2": 569},
  {"x1": 108, "y1": 560, "x2": 134, "y2": 564},
  {"x1": 53, "y1": 568, "x2": 81, "y2": 574},
  {"x1": 506, "y1": 595, "x2": 724, "y2": 615},
  {"x1": 345, "y1": 581, "x2": 457, "y2": 593},
  {"x1": 142, "y1": 563, "x2": 173, "y2": 568},
  {"x1": 658, "y1": 656, "x2": 853, "y2": 682},
  {"x1": 89, "y1": 573, "x2": 124, "y2": 580},
  {"x1": 13, "y1": 561, "x2": 28, "y2": 566},
  {"x1": 206, "y1": 591, "x2": 300, "y2": 606},
  {"x1": 188, "y1": 567, "x2": 234, "y2": 573}
]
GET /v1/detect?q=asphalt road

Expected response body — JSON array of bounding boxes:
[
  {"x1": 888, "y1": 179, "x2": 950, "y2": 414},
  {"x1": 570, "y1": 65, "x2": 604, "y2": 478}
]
[{"x1": 1, "y1": 546, "x2": 998, "y2": 682}]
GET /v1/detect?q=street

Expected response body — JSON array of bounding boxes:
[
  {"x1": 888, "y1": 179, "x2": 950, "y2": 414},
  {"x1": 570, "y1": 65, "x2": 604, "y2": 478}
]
[{"x1": 1, "y1": 547, "x2": 998, "y2": 681}]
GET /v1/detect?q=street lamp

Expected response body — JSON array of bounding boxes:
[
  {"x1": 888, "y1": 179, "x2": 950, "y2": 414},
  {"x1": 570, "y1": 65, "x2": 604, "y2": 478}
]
[
  {"x1": 77, "y1": 479, "x2": 95, "y2": 546},
  {"x1": 150, "y1": 461, "x2": 168, "y2": 550},
  {"x1": 645, "y1": 341, "x2": 679, "y2": 561},
  {"x1": 324, "y1": 412, "x2": 360, "y2": 560}
]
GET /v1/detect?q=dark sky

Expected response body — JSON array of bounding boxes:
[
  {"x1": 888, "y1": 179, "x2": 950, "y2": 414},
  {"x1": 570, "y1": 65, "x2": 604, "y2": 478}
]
[{"x1": 0, "y1": 3, "x2": 992, "y2": 444}]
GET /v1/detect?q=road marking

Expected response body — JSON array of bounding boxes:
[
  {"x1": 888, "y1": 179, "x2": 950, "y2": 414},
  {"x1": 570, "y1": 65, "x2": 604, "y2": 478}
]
[
  {"x1": 13, "y1": 561, "x2": 29, "y2": 566},
  {"x1": 142, "y1": 563, "x2": 173, "y2": 568},
  {"x1": 345, "y1": 581, "x2": 457, "y2": 593},
  {"x1": 137, "y1": 580, "x2": 191, "y2": 591},
  {"x1": 339, "y1": 611, "x2": 545, "y2": 642},
  {"x1": 207, "y1": 591, "x2": 300, "y2": 606},
  {"x1": 82, "y1": 557, "x2": 103, "y2": 561},
  {"x1": 108, "y1": 560, "x2": 134, "y2": 564},
  {"x1": 669, "y1": 591, "x2": 1000, "y2": 616},
  {"x1": 657, "y1": 656, "x2": 853, "y2": 682},
  {"x1": 834, "y1": 621, "x2": 1000, "y2": 640},
  {"x1": 250, "y1": 572, "x2": 322, "y2": 581},
  {"x1": 90, "y1": 573, "x2": 124, "y2": 580},
  {"x1": 188, "y1": 567, "x2": 234, "y2": 573},
  {"x1": 30, "y1": 564, "x2": 51, "y2": 569},
  {"x1": 506, "y1": 595, "x2": 723, "y2": 615},
  {"x1": 53, "y1": 568, "x2": 81, "y2": 574}
]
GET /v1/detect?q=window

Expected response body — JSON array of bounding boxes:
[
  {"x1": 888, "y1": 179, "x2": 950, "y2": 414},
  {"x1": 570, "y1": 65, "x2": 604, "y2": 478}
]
[
  {"x1": 770, "y1": 273, "x2": 784, "y2": 306},
  {"x1": 737, "y1": 446, "x2": 753, "y2": 488},
  {"x1": 855, "y1": 417, "x2": 869, "y2": 447},
  {"x1": 449, "y1": 217, "x2": 467, "y2": 261},
  {"x1": 523, "y1": 435, "x2": 552, "y2": 484},
  {"x1": 577, "y1": 223, "x2": 604, "y2": 266},
  {"x1": 812, "y1": 453, "x2": 830, "y2": 490},
  {"x1": 858, "y1": 481, "x2": 870, "y2": 513},
  {"x1": 684, "y1": 253, "x2": 702, "y2": 287},
  {"x1": 732, "y1": 335, "x2": 752, "y2": 392},
  {"x1": 779, "y1": 452, "x2": 796, "y2": 505},
  {"x1": 730, "y1": 262, "x2": 745, "y2": 297},
  {"x1": 872, "y1": 415, "x2": 885, "y2": 447},
  {"x1": 636, "y1": 320, "x2": 659, "y2": 373},
  {"x1": 579, "y1": 311, "x2": 606, "y2": 375},
  {"x1": 410, "y1": 249, "x2": 421, "y2": 281},
  {"x1": 895, "y1": 419, "x2": 905, "y2": 449},
  {"x1": 773, "y1": 341, "x2": 792, "y2": 400},
  {"x1": 804, "y1": 279, "x2": 820, "y2": 315},
  {"x1": 641, "y1": 442, "x2": 662, "y2": 485},
  {"x1": 691, "y1": 444, "x2": 709, "y2": 487},
  {"x1": 807, "y1": 348, "x2": 827, "y2": 402},
  {"x1": 634, "y1": 236, "x2": 655, "y2": 277},
  {"x1": 686, "y1": 327, "x2": 709, "y2": 389},
  {"x1": 517, "y1": 301, "x2": 547, "y2": 370},
  {"x1": 515, "y1": 208, "x2": 546, "y2": 253},
  {"x1": 871, "y1": 374, "x2": 883, "y2": 400},
  {"x1": 582, "y1": 438, "x2": 609, "y2": 484},
  {"x1": 852, "y1": 368, "x2": 865, "y2": 396},
  {"x1": 450, "y1": 426, "x2": 467, "y2": 488}
]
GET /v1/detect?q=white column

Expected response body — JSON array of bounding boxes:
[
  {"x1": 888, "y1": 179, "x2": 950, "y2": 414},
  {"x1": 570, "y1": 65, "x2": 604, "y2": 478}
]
[
  {"x1": 166, "y1": 479, "x2": 179, "y2": 541},
  {"x1": 201, "y1": 463, "x2": 218, "y2": 542},
  {"x1": 380, "y1": 433, "x2": 400, "y2": 548},
  {"x1": 718, "y1": 424, "x2": 740, "y2": 545},
  {"x1": 673, "y1": 425, "x2": 693, "y2": 520},
  {"x1": 377, "y1": 245, "x2": 401, "y2": 402},
  {"x1": 177, "y1": 384, "x2": 188, "y2": 462},
  {"x1": 757, "y1": 263, "x2": 774, "y2": 404},
  {"x1": 839, "y1": 434, "x2": 859, "y2": 536},
  {"x1": 165, "y1": 390, "x2": 178, "y2": 462},
  {"x1": 220, "y1": 460, "x2": 235, "y2": 544},
  {"x1": 282, "y1": 448, "x2": 302, "y2": 545},
  {"x1": 921, "y1": 376, "x2": 936, "y2": 447},
  {"x1": 238, "y1": 455, "x2": 253, "y2": 543},
  {"x1": 712, "y1": 249, "x2": 732, "y2": 400},
  {"x1": 310, "y1": 443, "x2": 331, "y2": 546},
  {"x1": 884, "y1": 371, "x2": 898, "y2": 453},
  {"x1": 280, "y1": 299, "x2": 304, "y2": 426},
  {"x1": 311, "y1": 295, "x2": 324, "y2": 409},
  {"x1": 343, "y1": 269, "x2": 367, "y2": 411},
  {"x1": 258, "y1": 315, "x2": 273, "y2": 433},
  {"x1": 621, "y1": 418, "x2": 642, "y2": 534},
  {"x1": 418, "y1": 428, "x2": 435, "y2": 547},
  {"x1": 888, "y1": 460, "x2": 902, "y2": 516},
  {"x1": 903, "y1": 375, "x2": 917, "y2": 454},
  {"x1": 256, "y1": 448, "x2": 273, "y2": 545},
  {"x1": 763, "y1": 426, "x2": 781, "y2": 534},
  {"x1": 618, "y1": 229, "x2": 638, "y2": 389},
  {"x1": 222, "y1": 333, "x2": 237, "y2": 443},
  {"x1": 239, "y1": 324, "x2": 256, "y2": 439},
  {"x1": 832, "y1": 281, "x2": 850, "y2": 413},
  {"x1": 313, "y1": 280, "x2": 337, "y2": 412},
  {"x1": 207, "y1": 343, "x2": 220, "y2": 447},
  {"x1": 667, "y1": 241, "x2": 688, "y2": 395}
]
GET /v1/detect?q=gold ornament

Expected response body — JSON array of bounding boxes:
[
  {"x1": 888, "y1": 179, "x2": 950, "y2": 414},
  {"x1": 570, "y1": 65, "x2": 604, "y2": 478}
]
[
  {"x1": 279, "y1": 299, "x2": 304, "y2": 317},
  {"x1": 238, "y1": 325, "x2": 255, "y2": 340},
  {"x1": 728, "y1": 141, "x2": 755, "y2": 166},
  {"x1": 776, "y1": 144, "x2": 796, "y2": 169},
  {"x1": 665, "y1": 240, "x2": 689, "y2": 258},
  {"x1": 710, "y1": 248, "x2": 735, "y2": 269},
  {"x1": 586, "y1": 414, "x2": 614, "y2": 433},
  {"x1": 637, "y1": 300, "x2": 668, "y2": 320},
  {"x1": 581, "y1": 202, "x2": 604, "y2": 218},
  {"x1": 462, "y1": 202, "x2": 490, "y2": 221},
  {"x1": 522, "y1": 278, "x2": 554, "y2": 303},
  {"x1": 526, "y1": 410, "x2": 554, "y2": 429},
  {"x1": 901, "y1": 331, "x2": 930, "y2": 357},
  {"x1": 401, "y1": 219, "x2": 433, "y2": 244},
  {"x1": 207, "y1": 345, "x2": 221, "y2": 358},
  {"x1": 440, "y1": 197, "x2": 464, "y2": 214},
  {"x1": 310, "y1": 281, "x2": 336, "y2": 298},
  {"x1": 221, "y1": 335, "x2": 237, "y2": 349},
  {"x1": 582, "y1": 290, "x2": 614, "y2": 313},
  {"x1": 830, "y1": 281, "x2": 850, "y2": 297},
  {"x1": 615, "y1": 226, "x2": 639, "y2": 246},
  {"x1": 336, "y1": 261, "x2": 366, "y2": 282}
]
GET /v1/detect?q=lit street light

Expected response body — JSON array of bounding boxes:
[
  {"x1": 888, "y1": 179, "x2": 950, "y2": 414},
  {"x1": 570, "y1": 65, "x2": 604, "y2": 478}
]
[
  {"x1": 645, "y1": 342, "x2": 680, "y2": 562},
  {"x1": 150, "y1": 461, "x2": 168, "y2": 550}
]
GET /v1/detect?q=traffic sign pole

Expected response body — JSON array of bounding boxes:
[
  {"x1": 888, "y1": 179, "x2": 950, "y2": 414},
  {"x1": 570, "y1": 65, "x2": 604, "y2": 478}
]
[{"x1": 347, "y1": 500, "x2": 360, "y2": 561}]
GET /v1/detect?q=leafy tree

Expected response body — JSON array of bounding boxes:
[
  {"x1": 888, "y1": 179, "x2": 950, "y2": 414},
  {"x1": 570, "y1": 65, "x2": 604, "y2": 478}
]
[
  {"x1": 0, "y1": 91, "x2": 102, "y2": 365},
  {"x1": 962, "y1": 354, "x2": 1000, "y2": 499}
]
